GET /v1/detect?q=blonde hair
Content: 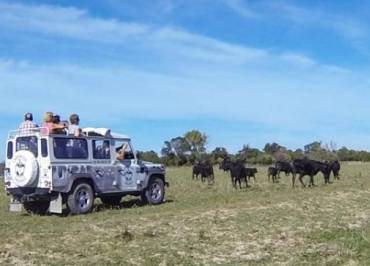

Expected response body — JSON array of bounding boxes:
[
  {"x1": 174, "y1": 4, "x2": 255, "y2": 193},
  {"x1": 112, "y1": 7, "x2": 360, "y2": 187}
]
[{"x1": 43, "y1": 112, "x2": 54, "y2": 123}]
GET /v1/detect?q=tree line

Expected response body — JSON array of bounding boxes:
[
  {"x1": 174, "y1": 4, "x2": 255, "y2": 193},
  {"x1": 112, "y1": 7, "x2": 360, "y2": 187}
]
[
  {"x1": 1, "y1": 130, "x2": 370, "y2": 172},
  {"x1": 137, "y1": 130, "x2": 370, "y2": 166}
]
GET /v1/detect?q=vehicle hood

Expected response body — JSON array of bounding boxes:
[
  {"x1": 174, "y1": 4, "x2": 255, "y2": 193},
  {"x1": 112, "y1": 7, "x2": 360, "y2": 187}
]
[{"x1": 140, "y1": 161, "x2": 165, "y2": 169}]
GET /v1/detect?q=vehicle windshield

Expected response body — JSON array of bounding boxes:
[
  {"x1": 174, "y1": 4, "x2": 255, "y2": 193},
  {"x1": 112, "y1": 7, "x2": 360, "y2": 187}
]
[{"x1": 16, "y1": 136, "x2": 38, "y2": 157}]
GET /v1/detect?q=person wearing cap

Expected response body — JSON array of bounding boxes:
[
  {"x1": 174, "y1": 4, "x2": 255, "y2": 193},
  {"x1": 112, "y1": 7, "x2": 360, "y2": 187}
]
[
  {"x1": 18, "y1": 113, "x2": 38, "y2": 135},
  {"x1": 68, "y1": 114, "x2": 82, "y2": 137}
]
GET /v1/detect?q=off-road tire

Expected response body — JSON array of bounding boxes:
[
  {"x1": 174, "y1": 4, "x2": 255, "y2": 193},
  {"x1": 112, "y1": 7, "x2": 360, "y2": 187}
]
[
  {"x1": 23, "y1": 201, "x2": 50, "y2": 215},
  {"x1": 142, "y1": 178, "x2": 165, "y2": 205},
  {"x1": 67, "y1": 182, "x2": 95, "y2": 215}
]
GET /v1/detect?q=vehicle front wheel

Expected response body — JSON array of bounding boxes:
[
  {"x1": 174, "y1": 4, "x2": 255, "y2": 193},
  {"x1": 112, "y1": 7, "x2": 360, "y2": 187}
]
[
  {"x1": 142, "y1": 178, "x2": 165, "y2": 205},
  {"x1": 67, "y1": 182, "x2": 95, "y2": 215},
  {"x1": 100, "y1": 195, "x2": 122, "y2": 206},
  {"x1": 23, "y1": 201, "x2": 50, "y2": 215}
]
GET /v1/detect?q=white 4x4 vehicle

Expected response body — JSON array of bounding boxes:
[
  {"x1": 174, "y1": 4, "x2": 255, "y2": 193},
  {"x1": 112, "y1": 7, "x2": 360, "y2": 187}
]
[{"x1": 4, "y1": 127, "x2": 168, "y2": 215}]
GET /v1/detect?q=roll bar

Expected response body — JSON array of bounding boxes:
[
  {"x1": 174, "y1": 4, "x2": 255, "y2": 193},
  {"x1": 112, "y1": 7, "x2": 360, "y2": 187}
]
[{"x1": 8, "y1": 127, "x2": 50, "y2": 140}]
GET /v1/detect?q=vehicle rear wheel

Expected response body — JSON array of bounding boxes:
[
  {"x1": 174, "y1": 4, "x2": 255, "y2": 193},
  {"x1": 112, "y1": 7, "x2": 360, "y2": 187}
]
[
  {"x1": 23, "y1": 201, "x2": 50, "y2": 215},
  {"x1": 100, "y1": 195, "x2": 122, "y2": 206},
  {"x1": 67, "y1": 182, "x2": 94, "y2": 215},
  {"x1": 142, "y1": 178, "x2": 165, "y2": 205}
]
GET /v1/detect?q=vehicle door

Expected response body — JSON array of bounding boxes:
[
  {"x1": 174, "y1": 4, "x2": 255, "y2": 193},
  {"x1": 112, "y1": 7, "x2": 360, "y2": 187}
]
[
  {"x1": 113, "y1": 140, "x2": 139, "y2": 191},
  {"x1": 92, "y1": 139, "x2": 120, "y2": 192}
]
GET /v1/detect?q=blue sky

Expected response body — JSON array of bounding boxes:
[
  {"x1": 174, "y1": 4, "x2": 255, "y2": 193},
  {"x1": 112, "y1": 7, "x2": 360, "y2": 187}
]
[{"x1": 1, "y1": 0, "x2": 370, "y2": 156}]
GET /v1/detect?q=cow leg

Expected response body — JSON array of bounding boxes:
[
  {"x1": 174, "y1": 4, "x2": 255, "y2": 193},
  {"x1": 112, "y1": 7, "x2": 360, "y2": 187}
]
[
  {"x1": 209, "y1": 174, "x2": 214, "y2": 185},
  {"x1": 327, "y1": 174, "x2": 332, "y2": 184},
  {"x1": 299, "y1": 174, "x2": 306, "y2": 188},
  {"x1": 292, "y1": 173, "x2": 296, "y2": 187},
  {"x1": 309, "y1": 175, "x2": 316, "y2": 187}
]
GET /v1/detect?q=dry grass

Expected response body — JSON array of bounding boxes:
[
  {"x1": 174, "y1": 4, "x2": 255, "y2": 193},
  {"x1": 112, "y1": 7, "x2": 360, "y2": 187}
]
[{"x1": 1, "y1": 162, "x2": 370, "y2": 265}]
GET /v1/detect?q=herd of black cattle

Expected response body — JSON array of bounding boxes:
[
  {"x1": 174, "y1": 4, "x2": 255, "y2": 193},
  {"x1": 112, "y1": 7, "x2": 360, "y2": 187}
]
[{"x1": 192, "y1": 158, "x2": 341, "y2": 189}]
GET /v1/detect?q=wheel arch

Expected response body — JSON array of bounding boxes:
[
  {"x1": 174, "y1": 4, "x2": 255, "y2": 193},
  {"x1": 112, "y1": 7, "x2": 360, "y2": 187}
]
[
  {"x1": 68, "y1": 176, "x2": 96, "y2": 194},
  {"x1": 144, "y1": 173, "x2": 168, "y2": 189}
]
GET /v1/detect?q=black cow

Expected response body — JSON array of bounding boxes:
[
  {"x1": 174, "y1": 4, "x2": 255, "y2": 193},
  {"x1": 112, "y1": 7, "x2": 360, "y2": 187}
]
[
  {"x1": 193, "y1": 161, "x2": 214, "y2": 184},
  {"x1": 219, "y1": 158, "x2": 231, "y2": 172},
  {"x1": 245, "y1": 168, "x2": 258, "y2": 182},
  {"x1": 268, "y1": 167, "x2": 278, "y2": 183},
  {"x1": 331, "y1": 160, "x2": 341, "y2": 180},
  {"x1": 292, "y1": 159, "x2": 331, "y2": 187},
  {"x1": 275, "y1": 161, "x2": 293, "y2": 178},
  {"x1": 192, "y1": 164, "x2": 201, "y2": 180},
  {"x1": 229, "y1": 160, "x2": 249, "y2": 189}
]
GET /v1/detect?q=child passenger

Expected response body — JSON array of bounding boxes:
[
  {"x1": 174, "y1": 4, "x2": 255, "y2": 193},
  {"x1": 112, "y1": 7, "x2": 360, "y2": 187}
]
[{"x1": 68, "y1": 114, "x2": 82, "y2": 137}]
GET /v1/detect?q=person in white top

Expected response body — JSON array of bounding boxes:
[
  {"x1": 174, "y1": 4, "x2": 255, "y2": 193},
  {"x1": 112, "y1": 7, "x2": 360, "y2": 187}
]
[{"x1": 68, "y1": 114, "x2": 82, "y2": 137}]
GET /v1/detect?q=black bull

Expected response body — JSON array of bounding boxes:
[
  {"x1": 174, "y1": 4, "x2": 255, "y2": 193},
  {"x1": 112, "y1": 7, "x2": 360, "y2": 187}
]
[
  {"x1": 275, "y1": 161, "x2": 294, "y2": 177},
  {"x1": 291, "y1": 159, "x2": 331, "y2": 187},
  {"x1": 192, "y1": 161, "x2": 214, "y2": 183}
]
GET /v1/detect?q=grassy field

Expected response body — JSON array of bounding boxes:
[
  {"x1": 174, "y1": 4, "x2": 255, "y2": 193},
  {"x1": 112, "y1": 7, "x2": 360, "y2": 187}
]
[{"x1": 1, "y1": 163, "x2": 370, "y2": 265}]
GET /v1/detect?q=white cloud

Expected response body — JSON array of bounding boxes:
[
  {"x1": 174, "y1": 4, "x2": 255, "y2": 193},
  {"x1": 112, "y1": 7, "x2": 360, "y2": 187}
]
[
  {"x1": 0, "y1": 2, "x2": 149, "y2": 42},
  {"x1": 280, "y1": 53, "x2": 315, "y2": 67},
  {"x1": 223, "y1": 0, "x2": 369, "y2": 53},
  {"x1": 1, "y1": 2, "x2": 369, "y2": 152},
  {"x1": 222, "y1": 0, "x2": 258, "y2": 18},
  {"x1": 274, "y1": 2, "x2": 368, "y2": 44},
  {"x1": 0, "y1": 2, "x2": 268, "y2": 65}
]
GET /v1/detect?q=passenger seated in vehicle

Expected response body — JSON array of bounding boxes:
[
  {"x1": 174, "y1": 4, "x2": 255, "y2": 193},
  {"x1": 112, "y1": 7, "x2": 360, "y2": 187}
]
[
  {"x1": 42, "y1": 112, "x2": 67, "y2": 134},
  {"x1": 18, "y1": 113, "x2": 38, "y2": 135},
  {"x1": 68, "y1": 114, "x2": 82, "y2": 137},
  {"x1": 52, "y1": 115, "x2": 67, "y2": 135},
  {"x1": 102, "y1": 141, "x2": 110, "y2": 159},
  {"x1": 116, "y1": 143, "x2": 128, "y2": 161}
]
